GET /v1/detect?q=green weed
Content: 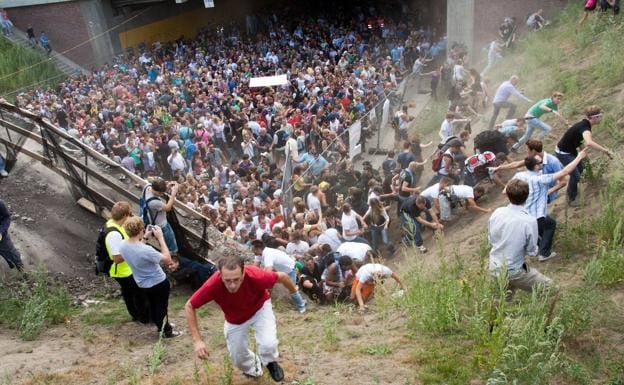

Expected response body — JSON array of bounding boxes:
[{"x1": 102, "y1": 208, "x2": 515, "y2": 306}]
[
  {"x1": 557, "y1": 286, "x2": 596, "y2": 338},
  {"x1": 0, "y1": 269, "x2": 72, "y2": 341},
  {"x1": 0, "y1": 36, "x2": 63, "y2": 100},
  {"x1": 218, "y1": 355, "x2": 234, "y2": 385},
  {"x1": 323, "y1": 312, "x2": 340, "y2": 349},
  {"x1": 78, "y1": 300, "x2": 128, "y2": 326},
  {"x1": 584, "y1": 240, "x2": 624, "y2": 287},
  {"x1": 362, "y1": 344, "x2": 393, "y2": 356},
  {"x1": 147, "y1": 336, "x2": 167, "y2": 375}
]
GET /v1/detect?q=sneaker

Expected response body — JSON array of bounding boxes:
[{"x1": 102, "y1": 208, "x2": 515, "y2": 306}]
[
  {"x1": 266, "y1": 361, "x2": 284, "y2": 382},
  {"x1": 418, "y1": 245, "x2": 428, "y2": 253},
  {"x1": 164, "y1": 330, "x2": 183, "y2": 339},
  {"x1": 297, "y1": 299, "x2": 307, "y2": 313},
  {"x1": 568, "y1": 199, "x2": 581, "y2": 207},
  {"x1": 0, "y1": 170, "x2": 8, "y2": 177},
  {"x1": 538, "y1": 252, "x2": 557, "y2": 262}
]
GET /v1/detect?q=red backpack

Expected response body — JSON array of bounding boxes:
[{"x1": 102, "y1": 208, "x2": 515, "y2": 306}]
[{"x1": 432, "y1": 150, "x2": 444, "y2": 172}]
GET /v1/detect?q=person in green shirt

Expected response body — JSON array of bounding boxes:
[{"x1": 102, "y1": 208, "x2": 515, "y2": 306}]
[{"x1": 512, "y1": 91, "x2": 568, "y2": 151}]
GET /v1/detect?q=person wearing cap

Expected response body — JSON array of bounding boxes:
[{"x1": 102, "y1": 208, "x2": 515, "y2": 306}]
[
  {"x1": 185, "y1": 255, "x2": 299, "y2": 382},
  {"x1": 143, "y1": 179, "x2": 180, "y2": 255},
  {"x1": 555, "y1": 105, "x2": 612, "y2": 206},
  {"x1": 251, "y1": 240, "x2": 306, "y2": 313}
]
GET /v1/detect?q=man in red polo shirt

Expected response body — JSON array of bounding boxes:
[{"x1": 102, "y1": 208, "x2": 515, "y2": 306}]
[{"x1": 185, "y1": 256, "x2": 301, "y2": 382}]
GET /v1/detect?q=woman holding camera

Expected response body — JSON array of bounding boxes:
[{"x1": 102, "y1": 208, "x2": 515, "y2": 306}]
[{"x1": 120, "y1": 216, "x2": 181, "y2": 338}]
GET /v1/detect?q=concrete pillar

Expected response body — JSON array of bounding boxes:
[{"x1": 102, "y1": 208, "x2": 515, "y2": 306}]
[
  {"x1": 80, "y1": 0, "x2": 116, "y2": 67},
  {"x1": 446, "y1": 0, "x2": 475, "y2": 61}
]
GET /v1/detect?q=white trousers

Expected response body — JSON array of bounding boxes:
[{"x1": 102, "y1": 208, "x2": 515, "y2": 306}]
[{"x1": 223, "y1": 300, "x2": 279, "y2": 377}]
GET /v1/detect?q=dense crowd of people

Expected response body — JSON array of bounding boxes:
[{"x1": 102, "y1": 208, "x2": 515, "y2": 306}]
[{"x1": 1, "y1": 2, "x2": 618, "y2": 382}]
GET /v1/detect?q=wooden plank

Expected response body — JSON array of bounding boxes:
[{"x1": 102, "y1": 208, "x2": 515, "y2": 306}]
[{"x1": 0, "y1": 135, "x2": 208, "y2": 244}]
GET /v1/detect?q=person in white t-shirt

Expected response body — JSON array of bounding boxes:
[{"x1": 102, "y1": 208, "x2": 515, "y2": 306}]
[
  {"x1": 317, "y1": 228, "x2": 342, "y2": 252},
  {"x1": 252, "y1": 240, "x2": 306, "y2": 313},
  {"x1": 285, "y1": 231, "x2": 310, "y2": 260},
  {"x1": 438, "y1": 184, "x2": 490, "y2": 221},
  {"x1": 340, "y1": 203, "x2": 369, "y2": 244},
  {"x1": 351, "y1": 263, "x2": 404, "y2": 312},
  {"x1": 306, "y1": 186, "x2": 322, "y2": 215},
  {"x1": 167, "y1": 148, "x2": 186, "y2": 175},
  {"x1": 337, "y1": 242, "x2": 373, "y2": 264}
]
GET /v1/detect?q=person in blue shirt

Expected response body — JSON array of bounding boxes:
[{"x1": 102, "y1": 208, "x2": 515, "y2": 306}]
[
  {"x1": 300, "y1": 149, "x2": 328, "y2": 177},
  {"x1": 492, "y1": 139, "x2": 565, "y2": 203},
  {"x1": 39, "y1": 31, "x2": 51, "y2": 56}
]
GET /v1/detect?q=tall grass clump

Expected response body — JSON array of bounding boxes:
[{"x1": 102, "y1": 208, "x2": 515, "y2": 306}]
[
  {"x1": 0, "y1": 37, "x2": 62, "y2": 100},
  {"x1": 485, "y1": 289, "x2": 563, "y2": 385},
  {"x1": 584, "y1": 238, "x2": 624, "y2": 287},
  {"x1": 596, "y1": 23, "x2": 624, "y2": 86},
  {"x1": 0, "y1": 268, "x2": 72, "y2": 340},
  {"x1": 399, "y1": 247, "x2": 574, "y2": 384}
]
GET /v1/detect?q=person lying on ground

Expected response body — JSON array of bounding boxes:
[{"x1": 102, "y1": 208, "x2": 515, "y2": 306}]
[{"x1": 168, "y1": 256, "x2": 217, "y2": 290}]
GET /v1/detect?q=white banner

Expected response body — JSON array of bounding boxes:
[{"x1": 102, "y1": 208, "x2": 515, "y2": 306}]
[
  {"x1": 204, "y1": 0, "x2": 214, "y2": 7},
  {"x1": 381, "y1": 98, "x2": 390, "y2": 127},
  {"x1": 349, "y1": 120, "x2": 362, "y2": 160},
  {"x1": 369, "y1": 107, "x2": 376, "y2": 123},
  {"x1": 249, "y1": 74, "x2": 288, "y2": 88}
]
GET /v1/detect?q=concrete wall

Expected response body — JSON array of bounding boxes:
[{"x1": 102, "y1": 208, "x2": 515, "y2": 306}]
[
  {"x1": 8, "y1": 1, "x2": 96, "y2": 67},
  {"x1": 6, "y1": 0, "x2": 271, "y2": 68},
  {"x1": 447, "y1": 0, "x2": 475, "y2": 53},
  {"x1": 473, "y1": 0, "x2": 568, "y2": 51},
  {"x1": 80, "y1": 0, "x2": 116, "y2": 67},
  {"x1": 447, "y1": 0, "x2": 568, "y2": 63}
]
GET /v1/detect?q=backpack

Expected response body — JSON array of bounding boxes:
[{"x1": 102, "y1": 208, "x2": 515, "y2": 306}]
[
  {"x1": 275, "y1": 130, "x2": 288, "y2": 148},
  {"x1": 431, "y1": 150, "x2": 445, "y2": 172},
  {"x1": 391, "y1": 115, "x2": 400, "y2": 131},
  {"x1": 94, "y1": 226, "x2": 121, "y2": 276},
  {"x1": 433, "y1": 135, "x2": 460, "y2": 172},
  {"x1": 139, "y1": 185, "x2": 160, "y2": 225},
  {"x1": 398, "y1": 169, "x2": 414, "y2": 195},
  {"x1": 465, "y1": 151, "x2": 496, "y2": 175}
]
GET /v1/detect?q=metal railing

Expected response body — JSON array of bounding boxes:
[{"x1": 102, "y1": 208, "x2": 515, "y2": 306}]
[
  {"x1": 0, "y1": 100, "x2": 248, "y2": 261},
  {"x1": 279, "y1": 74, "x2": 409, "y2": 223}
]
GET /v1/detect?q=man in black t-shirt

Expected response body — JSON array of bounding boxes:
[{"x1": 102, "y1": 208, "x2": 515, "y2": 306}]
[
  {"x1": 400, "y1": 195, "x2": 443, "y2": 253},
  {"x1": 382, "y1": 151, "x2": 397, "y2": 178},
  {"x1": 397, "y1": 161, "x2": 422, "y2": 215},
  {"x1": 298, "y1": 255, "x2": 326, "y2": 304},
  {"x1": 556, "y1": 105, "x2": 612, "y2": 206},
  {"x1": 397, "y1": 142, "x2": 417, "y2": 170}
]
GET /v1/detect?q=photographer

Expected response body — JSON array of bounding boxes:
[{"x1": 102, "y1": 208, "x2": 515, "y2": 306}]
[
  {"x1": 120, "y1": 217, "x2": 181, "y2": 338},
  {"x1": 144, "y1": 179, "x2": 179, "y2": 255}
]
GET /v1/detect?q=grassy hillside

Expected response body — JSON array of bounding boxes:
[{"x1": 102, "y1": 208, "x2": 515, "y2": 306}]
[
  {"x1": 391, "y1": 5, "x2": 624, "y2": 384},
  {"x1": 0, "y1": 37, "x2": 63, "y2": 101}
]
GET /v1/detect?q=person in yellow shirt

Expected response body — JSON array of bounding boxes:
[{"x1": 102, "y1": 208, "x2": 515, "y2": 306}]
[{"x1": 105, "y1": 201, "x2": 150, "y2": 323}]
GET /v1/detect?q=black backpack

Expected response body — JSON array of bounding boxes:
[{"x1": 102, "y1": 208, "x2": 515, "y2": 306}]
[
  {"x1": 275, "y1": 130, "x2": 288, "y2": 148},
  {"x1": 95, "y1": 226, "x2": 122, "y2": 276}
]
